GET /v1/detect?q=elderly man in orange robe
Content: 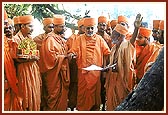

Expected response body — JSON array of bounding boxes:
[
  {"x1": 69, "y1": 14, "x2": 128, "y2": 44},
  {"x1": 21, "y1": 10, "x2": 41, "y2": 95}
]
[
  {"x1": 11, "y1": 15, "x2": 41, "y2": 111},
  {"x1": 39, "y1": 15, "x2": 70, "y2": 111},
  {"x1": 104, "y1": 14, "x2": 142, "y2": 111},
  {"x1": 117, "y1": 15, "x2": 132, "y2": 41},
  {"x1": 68, "y1": 17, "x2": 111, "y2": 111},
  {"x1": 33, "y1": 17, "x2": 53, "y2": 110},
  {"x1": 4, "y1": 10, "x2": 23, "y2": 111},
  {"x1": 66, "y1": 18, "x2": 85, "y2": 111}
]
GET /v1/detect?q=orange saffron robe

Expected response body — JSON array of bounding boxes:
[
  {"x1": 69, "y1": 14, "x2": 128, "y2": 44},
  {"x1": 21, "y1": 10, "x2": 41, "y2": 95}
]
[
  {"x1": 135, "y1": 43, "x2": 157, "y2": 80},
  {"x1": 105, "y1": 40, "x2": 135, "y2": 110},
  {"x1": 40, "y1": 32, "x2": 70, "y2": 111},
  {"x1": 144, "y1": 41, "x2": 163, "y2": 72},
  {"x1": 12, "y1": 31, "x2": 41, "y2": 111},
  {"x1": 4, "y1": 36, "x2": 22, "y2": 111},
  {"x1": 69, "y1": 34, "x2": 111, "y2": 111},
  {"x1": 66, "y1": 33, "x2": 80, "y2": 109}
]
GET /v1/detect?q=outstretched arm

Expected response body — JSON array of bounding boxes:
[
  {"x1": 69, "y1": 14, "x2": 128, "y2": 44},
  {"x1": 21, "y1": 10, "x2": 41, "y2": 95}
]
[{"x1": 130, "y1": 13, "x2": 143, "y2": 46}]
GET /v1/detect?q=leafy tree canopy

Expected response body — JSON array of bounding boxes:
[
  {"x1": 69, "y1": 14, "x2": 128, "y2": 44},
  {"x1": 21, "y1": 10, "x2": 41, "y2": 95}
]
[{"x1": 4, "y1": 4, "x2": 90, "y2": 30}]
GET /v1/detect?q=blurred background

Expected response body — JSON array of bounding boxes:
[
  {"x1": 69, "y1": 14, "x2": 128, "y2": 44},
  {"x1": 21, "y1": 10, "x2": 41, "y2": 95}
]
[{"x1": 3, "y1": 2, "x2": 166, "y2": 39}]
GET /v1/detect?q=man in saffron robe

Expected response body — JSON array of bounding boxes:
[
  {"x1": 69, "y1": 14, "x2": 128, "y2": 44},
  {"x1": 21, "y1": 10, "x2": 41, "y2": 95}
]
[
  {"x1": 39, "y1": 15, "x2": 70, "y2": 111},
  {"x1": 104, "y1": 14, "x2": 142, "y2": 111},
  {"x1": 135, "y1": 26, "x2": 158, "y2": 83},
  {"x1": 66, "y1": 18, "x2": 85, "y2": 111},
  {"x1": 12, "y1": 15, "x2": 41, "y2": 111},
  {"x1": 144, "y1": 20, "x2": 164, "y2": 72},
  {"x1": 4, "y1": 9, "x2": 22, "y2": 111},
  {"x1": 33, "y1": 17, "x2": 54, "y2": 110},
  {"x1": 97, "y1": 16, "x2": 112, "y2": 49},
  {"x1": 96, "y1": 15, "x2": 111, "y2": 111},
  {"x1": 68, "y1": 17, "x2": 111, "y2": 111},
  {"x1": 117, "y1": 15, "x2": 132, "y2": 41}
]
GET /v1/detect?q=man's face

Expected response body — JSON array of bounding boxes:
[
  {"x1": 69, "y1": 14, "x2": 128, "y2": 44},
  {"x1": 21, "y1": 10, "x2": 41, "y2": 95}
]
[
  {"x1": 84, "y1": 26, "x2": 95, "y2": 37},
  {"x1": 78, "y1": 25, "x2": 85, "y2": 34},
  {"x1": 106, "y1": 27, "x2": 112, "y2": 36},
  {"x1": 54, "y1": 24, "x2": 65, "y2": 35},
  {"x1": 97, "y1": 23, "x2": 107, "y2": 32},
  {"x1": 21, "y1": 22, "x2": 34, "y2": 36},
  {"x1": 111, "y1": 30, "x2": 120, "y2": 44},
  {"x1": 157, "y1": 30, "x2": 164, "y2": 44},
  {"x1": 4, "y1": 24, "x2": 14, "y2": 38},
  {"x1": 44, "y1": 23, "x2": 54, "y2": 34},
  {"x1": 136, "y1": 34, "x2": 147, "y2": 46},
  {"x1": 152, "y1": 29, "x2": 159, "y2": 40}
]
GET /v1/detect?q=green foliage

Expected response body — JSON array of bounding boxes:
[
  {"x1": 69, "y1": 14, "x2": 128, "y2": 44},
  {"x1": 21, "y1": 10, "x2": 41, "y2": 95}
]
[
  {"x1": 4, "y1": 3, "x2": 90, "y2": 30},
  {"x1": 4, "y1": 4, "x2": 31, "y2": 19}
]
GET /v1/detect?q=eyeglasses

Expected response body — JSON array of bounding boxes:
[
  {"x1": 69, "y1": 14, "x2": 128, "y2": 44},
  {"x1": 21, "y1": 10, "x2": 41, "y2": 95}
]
[
  {"x1": 98, "y1": 23, "x2": 106, "y2": 27},
  {"x1": 4, "y1": 25, "x2": 13, "y2": 30},
  {"x1": 55, "y1": 25, "x2": 65, "y2": 28},
  {"x1": 86, "y1": 27, "x2": 94, "y2": 30},
  {"x1": 48, "y1": 26, "x2": 54, "y2": 28}
]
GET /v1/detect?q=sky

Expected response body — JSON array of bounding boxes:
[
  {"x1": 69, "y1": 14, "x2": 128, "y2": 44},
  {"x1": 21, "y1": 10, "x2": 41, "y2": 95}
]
[{"x1": 31, "y1": 2, "x2": 165, "y2": 38}]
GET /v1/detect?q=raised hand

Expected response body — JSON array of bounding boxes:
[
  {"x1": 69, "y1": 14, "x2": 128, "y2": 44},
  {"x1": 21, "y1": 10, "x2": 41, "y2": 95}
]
[{"x1": 134, "y1": 13, "x2": 143, "y2": 28}]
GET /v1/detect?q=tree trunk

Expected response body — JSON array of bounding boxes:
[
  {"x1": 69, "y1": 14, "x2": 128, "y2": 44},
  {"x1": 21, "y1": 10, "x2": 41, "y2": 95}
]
[{"x1": 115, "y1": 47, "x2": 164, "y2": 111}]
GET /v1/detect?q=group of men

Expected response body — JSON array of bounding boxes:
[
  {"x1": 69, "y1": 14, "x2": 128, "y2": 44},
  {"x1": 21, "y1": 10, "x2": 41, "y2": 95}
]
[{"x1": 4, "y1": 8, "x2": 164, "y2": 111}]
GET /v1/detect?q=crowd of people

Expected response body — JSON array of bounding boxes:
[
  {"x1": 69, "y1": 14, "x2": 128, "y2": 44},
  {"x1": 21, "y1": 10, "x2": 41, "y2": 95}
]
[{"x1": 3, "y1": 8, "x2": 164, "y2": 111}]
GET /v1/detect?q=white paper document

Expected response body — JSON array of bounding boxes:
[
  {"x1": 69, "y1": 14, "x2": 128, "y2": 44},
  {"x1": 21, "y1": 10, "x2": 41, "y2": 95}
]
[
  {"x1": 82, "y1": 63, "x2": 117, "y2": 71},
  {"x1": 82, "y1": 65, "x2": 103, "y2": 71}
]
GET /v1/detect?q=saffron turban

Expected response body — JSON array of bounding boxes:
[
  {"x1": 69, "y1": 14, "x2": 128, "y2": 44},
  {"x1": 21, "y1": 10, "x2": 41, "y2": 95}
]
[
  {"x1": 84, "y1": 18, "x2": 96, "y2": 27},
  {"x1": 114, "y1": 24, "x2": 128, "y2": 35},
  {"x1": 77, "y1": 18, "x2": 85, "y2": 27},
  {"x1": 13, "y1": 16, "x2": 20, "y2": 25},
  {"x1": 98, "y1": 16, "x2": 108, "y2": 23},
  {"x1": 4, "y1": 10, "x2": 8, "y2": 21},
  {"x1": 42, "y1": 18, "x2": 53, "y2": 26},
  {"x1": 53, "y1": 15, "x2": 65, "y2": 25},
  {"x1": 138, "y1": 27, "x2": 152, "y2": 38},
  {"x1": 118, "y1": 15, "x2": 128, "y2": 24},
  {"x1": 153, "y1": 20, "x2": 160, "y2": 29},
  {"x1": 19, "y1": 15, "x2": 34, "y2": 24},
  {"x1": 159, "y1": 20, "x2": 164, "y2": 30},
  {"x1": 110, "y1": 20, "x2": 118, "y2": 28}
]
